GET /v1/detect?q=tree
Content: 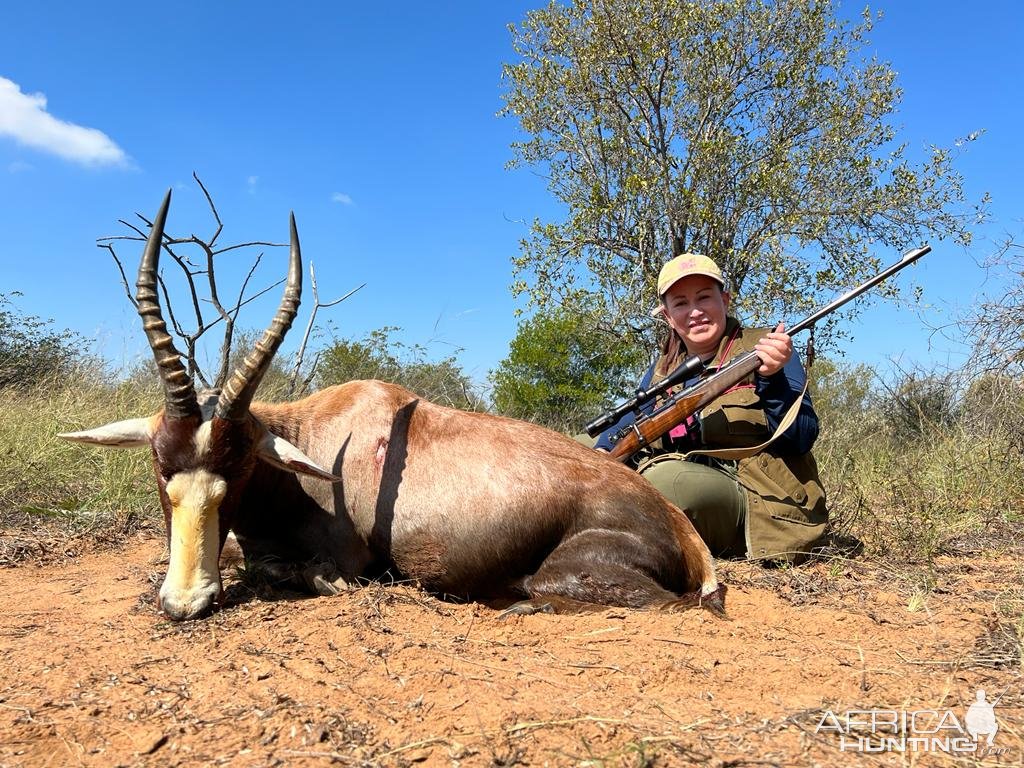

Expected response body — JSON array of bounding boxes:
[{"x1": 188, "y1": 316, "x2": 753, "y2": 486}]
[
  {"x1": 966, "y1": 239, "x2": 1024, "y2": 377},
  {"x1": 956, "y1": 237, "x2": 1024, "y2": 451},
  {"x1": 316, "y1": 327, "x2": 484, "y2": 411},
  {"x1": 502, "y1": 0, "x2": 978, "y2": 349},
  {"x1": 0, "y1": 292, "x2": 88, "y2": 389},
  {"x1": 98, "y1": 175, "x2": 289, "y2": 391},
  {"x1": 99, "y1": 174, "x2": 356, "y2": 398},
  {"x1": 490, "y1": 306, "x2": 647, "y2": 431}
]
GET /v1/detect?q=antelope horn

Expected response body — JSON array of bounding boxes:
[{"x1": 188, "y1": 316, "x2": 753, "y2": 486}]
[
  {"x1": 136, "y1": 190, "x2": 200, "y2": 421},
  {"x1": 216, "y1": 213, "x2": 302, "y2": 421}
]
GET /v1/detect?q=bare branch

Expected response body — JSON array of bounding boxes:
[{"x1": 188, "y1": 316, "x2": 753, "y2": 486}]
[
  {"x1": 97, "y1": 243, "x2": 138, "y2": 310},
  {"x1": 156, "y1": 272, "x2": 209, "y2": 386},
  {"x1": 298, "y1": 350, "x2": 323, "y2": 396},
  {"x1": 161, "y1": 241, "x2": 206, "y2": 326},
  {"x1": 212, "y1": 241, "x2": 286, "y2": 255},
  {"x1": 198, "y1": 279, "x2": 285, "y2": 329},
  {"x1": 192, "y1": 171, "x2": 224, "y2": 247},
  {"x1": 212, "y1": 252, "x2": 263, "y2": 389},
  {"x1": 157, "y1": 274, "x2": 186, "y2": 342},
  {"x1": 287, "y1": 260, "x2": 365, "y2": 397},
  {"x1": 98, "y1": 175, "x2": 347, "y2": 398},
  {"x1": 964, "y1": 238, "x2": 1024, "y2": 377}
]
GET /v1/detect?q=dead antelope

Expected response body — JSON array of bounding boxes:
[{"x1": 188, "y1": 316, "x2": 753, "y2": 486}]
[{"x1": 61, "y1": 192, "x2": 725, "y2": 621}]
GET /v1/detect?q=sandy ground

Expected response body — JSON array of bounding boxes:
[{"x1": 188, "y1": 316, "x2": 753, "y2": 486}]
[{"x1": 0, "y1": 535, "x2": 1021, "y2": 768}]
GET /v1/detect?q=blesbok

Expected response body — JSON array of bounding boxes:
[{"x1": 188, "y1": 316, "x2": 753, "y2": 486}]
[{"x1": 61, "y1": 192, "x2": 726, "y2": 621}]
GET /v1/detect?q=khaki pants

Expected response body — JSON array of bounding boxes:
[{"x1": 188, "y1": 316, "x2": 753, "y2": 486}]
[{"x1": 638, "y1": 454, "x2": 747, "y2": 557}]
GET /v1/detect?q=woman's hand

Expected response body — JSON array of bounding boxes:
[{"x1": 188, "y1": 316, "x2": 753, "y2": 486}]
[{"x1": 754, "y1": 323, "x2": 793, "y2": 377}]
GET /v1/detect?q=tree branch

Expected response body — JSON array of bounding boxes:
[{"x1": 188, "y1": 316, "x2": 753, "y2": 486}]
[{"x1": 287, "y1": 260, "x2": 365, "y2": 397}]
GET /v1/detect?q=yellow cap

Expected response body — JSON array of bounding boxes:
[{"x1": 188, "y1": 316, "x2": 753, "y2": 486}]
[
  {"x1": 651, "y1": 253, "x2": 724, "y2": 316},
  {"x1": 657, "y1": 253, "x2": 724, "y2": 295}
]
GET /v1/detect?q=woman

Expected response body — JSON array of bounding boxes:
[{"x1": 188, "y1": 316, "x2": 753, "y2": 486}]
[{"x1": 595, "y1": 253, "x2": 827, "y2": 562}]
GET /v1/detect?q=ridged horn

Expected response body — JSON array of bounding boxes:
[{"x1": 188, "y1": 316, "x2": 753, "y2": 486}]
[
  {"x1": 136, "y1": 190, "x2": 200, "y2": 421},
  {"x1": 215, "y1": 213, "x2": 302, "y2": 421}
]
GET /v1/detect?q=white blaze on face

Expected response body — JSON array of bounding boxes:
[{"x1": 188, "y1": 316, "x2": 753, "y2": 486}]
[
  {"x1": 159, "y1": 468, "x2": 228, "y2": 620},
  {"x1": 193, "y1": 419, "x2": 214, "y2": 460}
]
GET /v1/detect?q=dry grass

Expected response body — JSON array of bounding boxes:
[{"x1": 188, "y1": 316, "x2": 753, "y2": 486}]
[
  {"x1": 813, "y1": 364, "x2": 1024, "y2": 570},
  {"x1": 3, "y1": 365, "x2": 1023, "y2": 619},
  {"x1": 0, "y1": 374, "x2": 161, "y2": 564}
]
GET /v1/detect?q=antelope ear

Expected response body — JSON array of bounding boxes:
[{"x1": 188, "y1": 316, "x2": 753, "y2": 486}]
[
  {"x1": 256, "y1": 430, "x2": 341, "y2": 482},
  {"x1": 59, "y1": 417, "x2": 154, "y2": 448}
]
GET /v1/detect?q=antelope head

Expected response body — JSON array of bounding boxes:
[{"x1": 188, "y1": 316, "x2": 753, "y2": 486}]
[{"x1": 61, "y1": 191, "x2": 338, "y2": 620}]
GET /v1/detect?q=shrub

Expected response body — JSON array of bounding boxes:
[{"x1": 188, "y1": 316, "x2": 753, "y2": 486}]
[
  {"x1": 490, "y1": 306, "x2": 647, "y2": 432},
  {"x1": 812, "y1": 360, "x2": 1024, "y2": 566},
  {"x1": 0, "y1": 292, "x2": 91, "y2": 390},
  {"x1": 316, "y1": 327, "x2": 484, "y2": 411},
  {"x1": 875, "y1": 370, "x2": 959, "y2": 443}
]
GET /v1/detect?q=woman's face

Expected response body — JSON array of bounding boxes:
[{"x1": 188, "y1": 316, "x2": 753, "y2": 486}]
[{"x1": 662, "y1": 275, "x2": 730, "y2": 358}]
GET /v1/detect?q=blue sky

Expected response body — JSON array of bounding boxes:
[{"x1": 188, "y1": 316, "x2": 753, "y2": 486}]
[{"x1": 2, "y1": 2, "x2": 1021, "y2": 392}]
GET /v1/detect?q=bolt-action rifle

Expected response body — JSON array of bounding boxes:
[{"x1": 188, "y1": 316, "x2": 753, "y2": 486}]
[{"x1": 585, "y1": 245, "x2": 932, "y2": 463}]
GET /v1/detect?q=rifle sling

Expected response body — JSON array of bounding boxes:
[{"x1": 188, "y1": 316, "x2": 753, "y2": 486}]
[{"x1": 675, "y1": 378, "x2": 810, "y2": 462}]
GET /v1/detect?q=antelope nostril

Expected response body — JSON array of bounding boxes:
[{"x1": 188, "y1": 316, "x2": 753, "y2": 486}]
[
  {"x1": 159, "y1": 587, "x2": 219, "y2": 621},
  {"x1": 161, "y1": 599, "x2": 213, "y2": 621}
]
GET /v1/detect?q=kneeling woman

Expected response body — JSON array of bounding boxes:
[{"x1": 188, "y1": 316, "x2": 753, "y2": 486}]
[{"x1": 595, "y1": 254, "x2": 827, "y2": 563}]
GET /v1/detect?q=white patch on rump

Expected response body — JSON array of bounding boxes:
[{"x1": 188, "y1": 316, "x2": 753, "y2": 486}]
[{"x1": 160, "y1": 469, "x2": 227, "y2": 618}]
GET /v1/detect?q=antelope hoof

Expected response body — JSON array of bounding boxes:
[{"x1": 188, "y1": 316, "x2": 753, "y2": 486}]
[
  {"x1": 498, "y1": 599, "x2": 556, "y2": 619},
  {"x1": 302, "y1": 565, "x2": 354, "y2": 596}
]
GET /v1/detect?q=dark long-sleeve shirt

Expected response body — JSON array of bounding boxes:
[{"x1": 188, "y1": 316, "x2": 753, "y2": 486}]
[{"x1": 594, "y1": 349, "x2": 819, "y2": 456}]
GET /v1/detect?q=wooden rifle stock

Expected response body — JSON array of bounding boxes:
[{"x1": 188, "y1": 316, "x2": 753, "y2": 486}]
[
  {"x1": 606, "y1": 351, "x2": 761, "y2": 462},
  {"x1": 596, "y1": 244, "x2": 931, "y2": 464}
]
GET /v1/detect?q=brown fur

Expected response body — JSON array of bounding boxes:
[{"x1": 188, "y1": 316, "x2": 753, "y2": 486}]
[{"x1": 202, "y1": 379, "x2": 726, "y2": 615}]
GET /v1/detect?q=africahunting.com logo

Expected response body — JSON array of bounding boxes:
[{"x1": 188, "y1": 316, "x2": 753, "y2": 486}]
[{"x1": 815, "y1": 689, "x2": 1009, "y2": 755}]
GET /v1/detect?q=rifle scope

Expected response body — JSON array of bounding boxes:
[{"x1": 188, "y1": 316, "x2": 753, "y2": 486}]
[{"x1": 584, "y1": 244, "x2": 931, "y2": 439}]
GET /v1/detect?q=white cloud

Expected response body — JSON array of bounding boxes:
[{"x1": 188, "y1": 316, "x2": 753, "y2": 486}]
[
  {"x1": 331, "y1": 192, "x2": 353, "y2": 205},
  {"x1": 0, "y1": 76, "x2": 129, "y2": 167},
  {"x1": 7, "y1": 160, "x2": 32, "y2": 173},
  {"x1": 247, "y1": 175, "x2": 259, "y2": 193}
]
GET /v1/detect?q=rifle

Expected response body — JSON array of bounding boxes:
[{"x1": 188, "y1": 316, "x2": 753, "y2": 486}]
[{"x1": 587, "y1": 245, "x2": 932, "y2": 463}]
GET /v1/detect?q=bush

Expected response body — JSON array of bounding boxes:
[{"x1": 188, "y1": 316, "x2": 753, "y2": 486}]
[
  {"x1": 960, "y1": 372, "x2": 1024, "y2": 454},
  {"x1": 0, "y1": 293, "x2": 91, "y2": 390},
  {"x1": 316, "y1": 327, "x2": 484, "y2": 411},
  {"x1": 811, "y1": 360, "x2": 1024, "y2": 566},
  {"x1": 875, "y1": 370, "x2": 958, "y2": 443},
  {"x1": 490, "y1": 306, "x2": 647, "y2": 432}
]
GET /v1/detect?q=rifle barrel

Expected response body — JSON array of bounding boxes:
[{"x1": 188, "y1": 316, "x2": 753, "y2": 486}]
[
  {"x1": 588, "y1": 243, "x2": 930, "y2": 448},
  {"x1": 787, "y1": 245, "x2": 930, "y2": 336}
]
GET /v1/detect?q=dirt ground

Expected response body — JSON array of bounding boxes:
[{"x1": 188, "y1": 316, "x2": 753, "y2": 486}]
[{"x1": 0, "y1": 534, "x2": 1021, "y2": 768}]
